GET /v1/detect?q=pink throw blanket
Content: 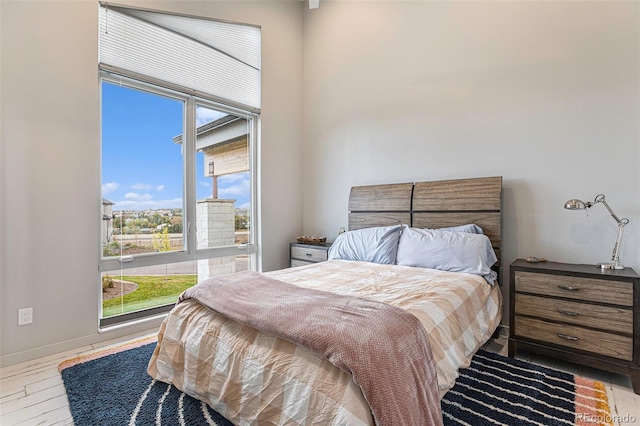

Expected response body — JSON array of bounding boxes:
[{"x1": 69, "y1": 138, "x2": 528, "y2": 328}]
[{"x1": 179, "y1": 270, "x2": 444, "y2": 426}]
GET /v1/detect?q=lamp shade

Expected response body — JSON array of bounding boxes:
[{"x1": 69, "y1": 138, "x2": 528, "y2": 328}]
[{"x1": 564, "y1": 199, "x2": 587, "y2": 210}]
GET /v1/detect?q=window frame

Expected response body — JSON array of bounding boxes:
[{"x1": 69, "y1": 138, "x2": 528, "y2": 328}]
[{"x1": 98, "y1": 71, "x2": 260, "y2": 328}]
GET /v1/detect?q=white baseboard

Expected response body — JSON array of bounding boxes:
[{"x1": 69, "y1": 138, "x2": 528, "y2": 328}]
[{"x1": 0, "y1": 318, "x2": 163, "y2": 368}]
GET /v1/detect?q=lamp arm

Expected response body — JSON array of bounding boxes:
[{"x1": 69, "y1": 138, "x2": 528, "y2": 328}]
[
  {"x1": 611, "y1": 221, "x2": 625, "y2": 263},
  {"x1": 594, "y1": 194, "x2": 627, "y2": 225}
]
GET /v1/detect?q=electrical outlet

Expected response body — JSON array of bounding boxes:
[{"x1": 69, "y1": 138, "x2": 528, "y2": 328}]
[{"x1": 18, "y1": 307, "x2": 33, "y2": 326}]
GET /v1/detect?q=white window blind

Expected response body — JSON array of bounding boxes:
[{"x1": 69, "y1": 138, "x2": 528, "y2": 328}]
[{"x1": 99, "y1": 3, "x2": 261, "y2": 111}]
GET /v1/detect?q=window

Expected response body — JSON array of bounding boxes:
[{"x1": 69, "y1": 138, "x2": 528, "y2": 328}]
[{"x1": 98, "y1": 4, "x2": 260, "y2": 327}]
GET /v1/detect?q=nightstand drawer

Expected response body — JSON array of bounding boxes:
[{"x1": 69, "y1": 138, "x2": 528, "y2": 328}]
[
  {"x1": 291, "y1": 245, "x2": 329, "y2": 263},
  {"x1": 515, "y1": 294, "x2": 633, "y2": 334},
  {"x1": 515, "y1": 271, "x2": 633, "y2": 306},
  {"x1": 515, "y1": 316, "x2": 633, "y2": 361}
]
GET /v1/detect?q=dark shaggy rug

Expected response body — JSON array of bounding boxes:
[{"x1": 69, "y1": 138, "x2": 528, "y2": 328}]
[{"x1": 59, "y1": 337, "x2": 612, "y2": 425}]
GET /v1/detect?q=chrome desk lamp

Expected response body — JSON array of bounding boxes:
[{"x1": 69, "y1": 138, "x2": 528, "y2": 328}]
[{"x1": 564, "y1": 194, "x2": 629, "y2": 270}]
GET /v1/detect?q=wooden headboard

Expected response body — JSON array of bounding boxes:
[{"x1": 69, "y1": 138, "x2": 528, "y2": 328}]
[{"x1": 348, "y1": 176, "x2": 503, "y2": 267}]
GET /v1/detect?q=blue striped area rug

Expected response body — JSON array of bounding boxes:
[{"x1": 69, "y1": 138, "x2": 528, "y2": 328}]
[
  {"x1": 443, "y1": 350, "x2": 611, "y2": 426},
  {"x1": 59, "y1": 338, "x2": 612, "y2": 426}
]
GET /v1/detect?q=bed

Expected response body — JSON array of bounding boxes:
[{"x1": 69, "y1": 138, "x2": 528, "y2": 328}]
[{"x1": 147, "y1": 176, "x2": 504, "y2": 426}]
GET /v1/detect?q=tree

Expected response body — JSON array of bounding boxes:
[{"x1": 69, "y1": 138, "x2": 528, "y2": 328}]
[
  {"x1": 152, "y1": 227, "x2": 171, "y2": 252},
  {"x1": 235, "y1": 212, "x2": 249, "y2": 230},
  {"x1": 169, "y1": 216, "x2": 183, "y2": 233}
]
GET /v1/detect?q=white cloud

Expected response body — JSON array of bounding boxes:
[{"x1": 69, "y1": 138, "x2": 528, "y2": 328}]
[
  {"x1": 115, "y1": 198, "x2": 183, "y2": 210},
  {"x1": 156, "y1": 185, "x2": 165, "y2": 191},
  {"x1": 218, "y1": 177, "x2": 250, "y2": 197},
  {"x1": 124, "y1": 192, "x2": 153, "y2": 201},
  {"x1": 196, "y1": 107, "x2": 228, "y2": 127},
  {"x1": 219, "y1": 173, "x2": 248, "y2": 184},
  {"x1": 102, "y1": 182, "x2": 120, "y2": 194},
  {"x1": 131, "y1": 183, "x2": 152, "y2": 190}
]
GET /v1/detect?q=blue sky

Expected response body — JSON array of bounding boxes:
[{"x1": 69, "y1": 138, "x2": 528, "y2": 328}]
[{"x1": 101, "y1": 82, "x2": 250, "y2": 210}]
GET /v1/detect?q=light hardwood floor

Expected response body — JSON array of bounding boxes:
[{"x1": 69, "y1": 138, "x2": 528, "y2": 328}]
[{"x1": 1, "y1": 332, "x2": 639, "y2": 425}]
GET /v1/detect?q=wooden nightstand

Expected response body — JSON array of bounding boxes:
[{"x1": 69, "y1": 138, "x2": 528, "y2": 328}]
[
  {"x1": 289, "y1": 242, "x2": 331, "y2": 267},
  {"x1": 509, "y1": 259, "x2": 640, "y2": 394}
]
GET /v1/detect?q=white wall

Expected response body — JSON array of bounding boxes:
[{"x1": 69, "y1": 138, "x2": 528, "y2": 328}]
[
  {"x1": 302, "y1": 1, "x2": 640, "y2": 322},
  {"x1": 0, "y1": 0, "x2": 303, "y2": 365}
]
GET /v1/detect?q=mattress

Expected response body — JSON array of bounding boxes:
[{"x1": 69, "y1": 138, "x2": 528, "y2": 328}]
[{"x1": 148, "y1": 259, "x2": 503, "y2": 425}]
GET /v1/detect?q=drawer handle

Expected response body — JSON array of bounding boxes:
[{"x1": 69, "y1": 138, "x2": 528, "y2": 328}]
[
  {"x1": 557, "y1": 285, "x2": 580, "y2": 291},
  {"x1": 558, "y1": 310, "x2": 580, "y2": 317},
  {"x1": 557, "y1": 333, "x2": 579, "y2": 341},
  {"x1": 305, "y1": 252, "x2": 312, "y2": 256}
]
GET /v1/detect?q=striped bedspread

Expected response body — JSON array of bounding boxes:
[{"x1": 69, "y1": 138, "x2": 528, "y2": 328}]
[
  {"x1": 177, "y1": 270, "x2": 443, "y2": 425},
  {"x1": 148, "y1": 260, "x2": 502, "y2": 425}
]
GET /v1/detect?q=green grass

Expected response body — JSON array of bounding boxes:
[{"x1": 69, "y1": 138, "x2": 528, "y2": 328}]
[{"x1": 102, "y1": 275, "x2": 196, "y2": 318}]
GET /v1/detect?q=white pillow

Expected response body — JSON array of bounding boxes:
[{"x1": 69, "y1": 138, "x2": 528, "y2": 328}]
[
  {"x1": 328, "y1": 224, "x2": 403, "y2": 264},
  {"x1": 437, "y1": 223, "x2": 484, "y2": 234},
  {"x1": 396, "y1": 227, "x2": 497, "y2": 284}
]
